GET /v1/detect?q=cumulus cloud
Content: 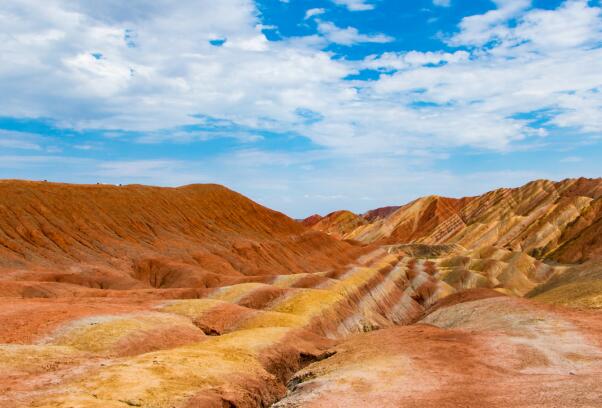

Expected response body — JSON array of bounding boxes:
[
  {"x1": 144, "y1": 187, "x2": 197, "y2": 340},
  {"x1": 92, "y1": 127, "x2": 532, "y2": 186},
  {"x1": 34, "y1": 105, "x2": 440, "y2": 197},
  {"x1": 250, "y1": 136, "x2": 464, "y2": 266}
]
[
  {"x1": 316, "y1": 21, "x2": 393, "y2": 45},
  {"x1": 363, "y1": 50, "x2": 470, "y2": 71},
  {"x1": 1, "y1": 0, "x2": 601, "y2": 153},
  {"x1": 305, "y1": 8, "x2": 326, "y2": 20},
  {"x1": 0, "y1": 130, "x2": 43, "y2": 150},
  {"x1": 433, "y1": 0, "x2": 451, "y2": 7},
  {"x1": 447, "y1": 0, "x2": 531, "y2": 46},
  {"x1": 330, "y1": 0, "x2": 375, "y2": 11},
  {"x1": 1, "y1": 0, "x2": 602, "y2": 215}
]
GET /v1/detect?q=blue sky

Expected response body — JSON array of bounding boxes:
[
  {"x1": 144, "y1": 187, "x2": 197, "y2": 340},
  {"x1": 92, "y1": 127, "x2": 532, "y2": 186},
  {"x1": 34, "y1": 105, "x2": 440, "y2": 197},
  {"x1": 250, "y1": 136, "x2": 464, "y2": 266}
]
[{"x1": 1, "y1": 0, "x2": 601, "y2": 217}]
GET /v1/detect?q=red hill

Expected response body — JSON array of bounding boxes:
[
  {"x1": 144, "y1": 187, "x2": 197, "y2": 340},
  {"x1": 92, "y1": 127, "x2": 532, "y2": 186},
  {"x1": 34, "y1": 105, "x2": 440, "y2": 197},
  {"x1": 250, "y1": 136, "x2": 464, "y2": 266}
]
[{"x1": 0, "y1": 180, "x2": 366, "y2": 294}]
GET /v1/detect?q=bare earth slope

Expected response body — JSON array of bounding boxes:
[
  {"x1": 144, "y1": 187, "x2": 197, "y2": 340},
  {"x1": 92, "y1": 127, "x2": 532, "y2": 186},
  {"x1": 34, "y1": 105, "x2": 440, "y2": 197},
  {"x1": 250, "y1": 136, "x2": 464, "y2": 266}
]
[
  {"x1": 0, "y1": 180, "x2": 366, "y2": 295},
  {"x1": 2, "y1": 179, "x2": 602, "y2": 407},
  {"x1": 362, "y1": 205, "x2": 400, "y2": 222},
  {"x1": 527, "y1": 259, "x2": 602, "y2": 309},
  {"x1": 307, "y1": 177, "x2": 602, "y2": 263},
  {"x1": 277, "y1": 295, "x2": 602, "y2": 407},
  {"x1": 309, "y1": 210, "x2": 368, "y2": 240}
]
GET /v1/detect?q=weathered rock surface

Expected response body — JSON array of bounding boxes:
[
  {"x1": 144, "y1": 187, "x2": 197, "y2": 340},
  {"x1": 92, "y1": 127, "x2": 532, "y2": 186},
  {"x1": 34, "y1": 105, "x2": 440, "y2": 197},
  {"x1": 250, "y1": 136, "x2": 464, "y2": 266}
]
[
  {"x1": 527, "y1": 259, "x2": 602, "y2": 309},
  {"x1": 307, "y1": 177, "x2": 602, "y2": 264},
  {"x1": 2, "y1": 179, "x2": 602, "y2": 407},
  {"x1": 0, "y1": 180, "x2": 367, "y2": 296},
  {"x1": 276, "y1": 296, "x2": 602, "y2": 407},
  {"x1": 361, "y1": 206, "x2": 401, "y2": 222},
  {"x1": 307, "y1": 210, "x2": 368, "y2": 240}
]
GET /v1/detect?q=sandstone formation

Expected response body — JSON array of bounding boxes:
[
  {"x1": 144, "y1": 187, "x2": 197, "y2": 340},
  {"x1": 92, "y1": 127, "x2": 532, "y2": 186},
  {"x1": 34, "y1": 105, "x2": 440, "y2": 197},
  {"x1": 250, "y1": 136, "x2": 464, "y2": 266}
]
[
  {"x1": 361, "y1": 205, "x2": 400, "y2": 222},
  {"x1": 307, "y1": 177, "x2": 602, "y2": 264},
  {"x1": 527, "y1": 259, "x2": 602, "y2": 309},
  {"x1": 307, "y1": 210, "x2": 368, "y2": 240},
  {"x1": 2, "y1": 179, "x2": 602, "y2": 407},
  {"x1": 0, "y1": 249, "x2": 457, "y2": 406},
  {"x1": 276, "y1": 295, "x2": 602, "y2": 407},
  {"x1": 300, "y1": 214, "x2": 323, "y2": 227},
  {"x1": 0, "y1": 180, "x2": 366, "y2": 297}
]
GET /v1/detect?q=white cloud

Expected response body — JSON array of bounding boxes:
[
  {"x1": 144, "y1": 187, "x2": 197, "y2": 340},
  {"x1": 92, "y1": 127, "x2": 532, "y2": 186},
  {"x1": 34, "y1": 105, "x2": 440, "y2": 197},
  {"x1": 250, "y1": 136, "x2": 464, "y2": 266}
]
[
  {"x1": 363, "y1": 50, "x2": 469, "y2": 70},
  {"x1": 447, "y1": 0, "x2": 531, "y2": 46},
  {"x1": 0, "y1": 0, "x2": 601, "y2": 215},
  {"x1": 449, "y1": 0, "x2": 602, "y2": 50},
  {"x1": 433, "y1": 0, "x2": 451, "y2": 7},
  {"x1": 513, "y1": 1, "x2": 602, "y2": 50},
  {"x1": 316, "y1": 21, "x2": 393, "y2": 45},
  {"x1": 97, "y1": 159, "x2": 179, "y2": 175},
  {"x1": 0, "y1": 130, "x2": 43, "y2": 150},
  {"x1": 560, "y1": 156, "x2": 583, "y2": 163},
  {"x1": 305, "y1": 8, "x2": 326, "y2": 20},
  {"x1": 0, "y1": 140, "x2": 41, "y2": 150},
  {"x1": 73, "y1": 144, "x2": 96, "y2": 150},
  {"x1": 330, "y1": 0, "x2": 375, "y2": 11},
  {"x1": 0, "y1": 155, "x2": 89, "y2": 171},
  {"x1": 1, "y1": 0, "x2": 595, "y2": 156},
  {"x1": 359, "y1": 0, "x2": 602, "y2": 149},
  {"x1": 135, "y1": 130, "x2": 263, "y2": 144},
  {"x1": 0, "y1": 1, "x2": 342, "y2": 133}
]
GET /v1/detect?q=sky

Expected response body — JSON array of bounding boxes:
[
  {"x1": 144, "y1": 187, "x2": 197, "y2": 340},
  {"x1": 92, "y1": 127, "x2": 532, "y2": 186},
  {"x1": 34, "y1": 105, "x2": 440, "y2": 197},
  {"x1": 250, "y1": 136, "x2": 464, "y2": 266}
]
[{"x1": 1, "y1": 0, "x2": 601, "y2": 217}]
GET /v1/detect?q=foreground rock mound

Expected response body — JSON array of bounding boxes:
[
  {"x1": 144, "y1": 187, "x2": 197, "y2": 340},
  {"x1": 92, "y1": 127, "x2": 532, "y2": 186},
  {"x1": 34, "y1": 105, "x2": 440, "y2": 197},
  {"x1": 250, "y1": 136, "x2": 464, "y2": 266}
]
[
  {"x1": 276, "y1": 295, "x2": 602, "y2": 407},
  {"x1": 0, "y1": 250, "x2": 448, "y2": 406},
  {"x1": 2, "y1": 179, "x2": 602, "y2": 407}
]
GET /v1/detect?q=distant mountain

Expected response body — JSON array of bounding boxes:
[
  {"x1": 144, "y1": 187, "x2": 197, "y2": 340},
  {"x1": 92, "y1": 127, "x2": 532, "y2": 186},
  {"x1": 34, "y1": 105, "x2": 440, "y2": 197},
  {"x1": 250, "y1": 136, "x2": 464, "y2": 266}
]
[
  {"x1": 3, "y1": 178, "x2": 602, "y2": 407},
  {"x1": 0, "y1": 180, "x2": 365, "y2": 296},
  {"x1": 306, "y1": 210, "x2": 368, "y2": 240},
  {"x1": 300, "y1": 213, "x2": 323, "y2": 227},
  {"x1": 306, "y1": 177, "x2": 602, "y2": 263},
  {"x1": 362, "y1": 205, "x2": 401, "y2": 222}
]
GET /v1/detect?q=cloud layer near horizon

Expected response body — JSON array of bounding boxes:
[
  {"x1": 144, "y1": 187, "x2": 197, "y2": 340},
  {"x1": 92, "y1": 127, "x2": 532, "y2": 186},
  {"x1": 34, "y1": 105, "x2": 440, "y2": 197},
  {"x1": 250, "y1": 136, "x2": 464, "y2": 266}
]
[{"x1": 1, "y1": 0, "x2": 601, "y2": 216}]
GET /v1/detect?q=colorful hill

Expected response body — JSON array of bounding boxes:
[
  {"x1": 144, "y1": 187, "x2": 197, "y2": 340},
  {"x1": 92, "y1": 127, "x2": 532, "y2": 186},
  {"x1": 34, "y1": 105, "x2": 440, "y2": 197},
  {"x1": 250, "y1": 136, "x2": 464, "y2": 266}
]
[
  {"x1": 306, "y1": 177, "x2": 602, "y2": 264},
  {"x1": 276, "y1": 293, "x2": 602, "y2": 407},
  {"x1": 0, "y1": 180, "x2": 366, "y2": 297},
  {"x1": 308, "y1": 210, "x2": 368, "y2": 240},
  {"x1": 2, "y1": 179, "x2": 602, "y2": 407}
]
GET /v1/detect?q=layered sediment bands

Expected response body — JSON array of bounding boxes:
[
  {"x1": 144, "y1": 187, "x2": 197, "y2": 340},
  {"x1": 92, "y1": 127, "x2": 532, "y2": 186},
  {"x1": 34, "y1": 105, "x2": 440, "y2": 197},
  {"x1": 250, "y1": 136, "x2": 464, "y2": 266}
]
[
  {"x1": 435, "y1": 246, "x2": 561, "y2": 296},
  {"x1": 3, "y1": 179, "x2": 602, "y2": 406},
  {"x1": 0, "y1": 249, "x2": 492, "y2": 407},
  {"x1": 0, "y1": 181, "x2": 367, "y2": 294},
  {"x1": 275, "y1": 296, "x2": 602, "y2": 408},
  {"x1": 306, "y1": 177, "x2": 602, "y2": 263},
  {"x1": 301, "y1": 214, "x2": 323, "y2": 227},
  {"x1": 346, "y1": 195, "x2": 471, "y2": 244},
  {"x1": 361, "y1": 206, "x2": 400, "y2": 222},
  {"x1": 527, "y1": 259, "x2": 602, "y2": 309},
  {"x1": 309, "y1": 210, "x2": 368, "y2": 239},
  {"x1": 544, "y1": 197, "x2": 602, "y2": 263}
]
